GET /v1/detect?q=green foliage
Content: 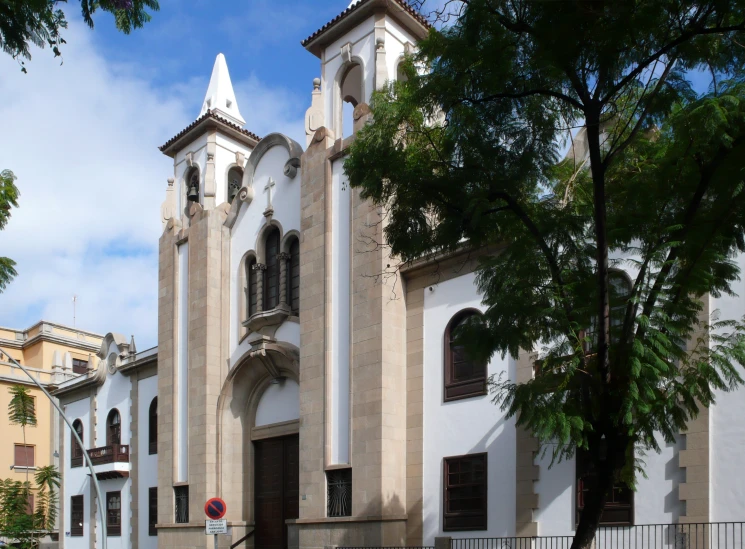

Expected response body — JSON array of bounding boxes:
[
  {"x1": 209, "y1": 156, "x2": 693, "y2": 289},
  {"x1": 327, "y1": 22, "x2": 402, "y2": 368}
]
[
  {"x1": 8, "y1": 385, "x2": 37, "y2": 428},
  {"x1": 346, "y1": 0, "x2": 745, "y2": 545},
  {"x1": 0, "y1": 466, "x2": 60, "y2": 549},
  {"x1": 0, "y1": 0, "x2": 159, "y2": 71},
  {"x1": 0, "y1": 169, "x2": 19, "y2": 292}
]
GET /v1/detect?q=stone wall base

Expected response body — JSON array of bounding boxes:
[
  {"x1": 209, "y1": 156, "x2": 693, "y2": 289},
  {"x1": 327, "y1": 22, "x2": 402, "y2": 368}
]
[{"x1": 289, "y1": 518, "x2": 407, "y2": 549}]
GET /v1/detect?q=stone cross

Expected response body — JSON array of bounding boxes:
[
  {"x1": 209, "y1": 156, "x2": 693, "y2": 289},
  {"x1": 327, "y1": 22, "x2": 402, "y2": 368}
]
[{"x1": 264, "y1": 177, "x2": 276, "y2": 211}]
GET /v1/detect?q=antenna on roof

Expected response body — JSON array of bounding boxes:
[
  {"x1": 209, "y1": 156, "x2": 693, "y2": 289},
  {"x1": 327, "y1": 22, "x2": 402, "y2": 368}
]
[{"x1": 72, "y1": 295, "x2": 77, "y2": 328}]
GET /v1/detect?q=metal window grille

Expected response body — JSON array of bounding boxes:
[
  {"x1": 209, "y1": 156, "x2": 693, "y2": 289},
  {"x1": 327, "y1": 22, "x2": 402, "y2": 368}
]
[
  {"x1": 70, "y1": 495, "x2": 84, "y2": 536},
  {"x1": 148, "y1": 487, "x2": 158, "y2": 536},
  {"x1": 327, "y1": 468, "x2": 352, "y2": 517},
  {"x1": 174, "y1": 485, "x2": 189, "y2": 524}
]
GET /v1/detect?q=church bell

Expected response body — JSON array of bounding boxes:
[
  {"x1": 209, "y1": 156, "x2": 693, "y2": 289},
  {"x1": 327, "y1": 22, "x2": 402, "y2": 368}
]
[{"x1": 187, "y1": 181, "x2": 199, "y2": 202}]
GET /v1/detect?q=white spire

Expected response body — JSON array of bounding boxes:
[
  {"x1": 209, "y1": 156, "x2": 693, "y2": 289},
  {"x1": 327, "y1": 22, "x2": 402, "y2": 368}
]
[{"x1": 199, "y1": 53, "x2": 245, "y2": 126}]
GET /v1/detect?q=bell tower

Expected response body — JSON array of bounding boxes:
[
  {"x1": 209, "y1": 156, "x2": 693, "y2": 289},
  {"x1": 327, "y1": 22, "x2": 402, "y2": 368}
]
[
  {"x1": 156, "y1": 53, "x2": 259, "y2": 549},
  {"x1": 297, "y1": 1, "x2": 430, "y2": 548}
]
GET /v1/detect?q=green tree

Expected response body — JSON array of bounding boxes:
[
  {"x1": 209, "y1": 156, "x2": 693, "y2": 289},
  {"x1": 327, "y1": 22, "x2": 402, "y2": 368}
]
[
  {"x1": 345, "y1": 1, "x2": 745, "y2": 547},
  {"x1": 0, "y1": 466, "x2": 60, "y2": 549},
  {"x1": 0, "y1": 0, "x2": 160, "y2": 72},
  {"x1": 9, "y1": 385, "x2": 37, "y2": 482},
  {"x1": 0, "y1": 169, "x2": 19, "y2": 292}
]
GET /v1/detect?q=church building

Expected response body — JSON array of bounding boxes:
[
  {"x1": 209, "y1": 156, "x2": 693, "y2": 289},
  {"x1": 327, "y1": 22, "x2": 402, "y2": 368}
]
[{"x1": 56, "y1": 1, "x2": 745, "y2": 549}]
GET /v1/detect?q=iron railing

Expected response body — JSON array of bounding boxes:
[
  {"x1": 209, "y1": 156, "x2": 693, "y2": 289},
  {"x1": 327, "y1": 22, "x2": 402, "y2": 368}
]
[
  {"x1": 88, "y1": 444, "x2": 129, "y2": 465},
  {"x1": 450, "y1": 523, "x2": 745, "y2": 549}
]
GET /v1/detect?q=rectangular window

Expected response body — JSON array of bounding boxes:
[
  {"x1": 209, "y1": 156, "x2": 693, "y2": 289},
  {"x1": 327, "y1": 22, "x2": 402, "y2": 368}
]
[
  {"x1": 106, "y1": 491, "x2": 121, "y2": 536},
  {"x1": 174, "y1": 485, "x2": 189, "y2": 524},
  {"x1": 443, "y1": 453, "x2": 488, "y2": 531},
  {"x1": 72, "y1": 358, "x2": 88, "y2": 375},
  {"x1": 148, "y1": 487, "x2": 158, "y2": 536},
  {"x1": 576, "y1": 449, "x2": 633, "y2": 525},
  {"x1": 326, "y1": 468, "x2": 352, "y2": 517},
  {"x1": 14, "y1": 444, "x2": 35, "y2": 468},
  {"x1": 71, "y1": 495, "x2": 84, "y2": 536}
]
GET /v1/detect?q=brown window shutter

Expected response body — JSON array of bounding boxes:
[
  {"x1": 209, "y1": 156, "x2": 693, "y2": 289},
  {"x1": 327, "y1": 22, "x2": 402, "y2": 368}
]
[
  {"x1": 71, "y1": 495, "x2": 84, "y2": 536},
  {"x1": 15, "y1": 444, "x2": 34, "y2": 467}
]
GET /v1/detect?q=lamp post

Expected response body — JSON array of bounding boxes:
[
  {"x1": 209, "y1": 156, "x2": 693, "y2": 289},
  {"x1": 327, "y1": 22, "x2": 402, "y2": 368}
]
[{"x1": 0, "y1": 346, "x2": 108, "y2": 549}]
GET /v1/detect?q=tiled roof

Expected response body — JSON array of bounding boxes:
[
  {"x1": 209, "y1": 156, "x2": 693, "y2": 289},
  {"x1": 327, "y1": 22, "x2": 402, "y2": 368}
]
[
  {"x1": 301, "y1": 0, "x2": 431, "y2": 48},
  {"x1": 159, "y1": 110, "x2": 261, "y2": 153}
]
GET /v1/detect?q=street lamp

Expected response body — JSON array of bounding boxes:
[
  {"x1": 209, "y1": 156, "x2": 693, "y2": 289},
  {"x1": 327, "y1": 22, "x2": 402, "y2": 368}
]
[{"x1": 0, "y1": 346, "x2": 107, "y2": 549}]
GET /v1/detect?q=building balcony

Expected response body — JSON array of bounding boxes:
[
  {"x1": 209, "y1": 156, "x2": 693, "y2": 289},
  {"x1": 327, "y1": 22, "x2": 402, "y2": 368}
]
[
  {"x1": 73, "y1": 444, "x2": 130, "y2": 480},
  {"x1": 88, "y1": 444, "x2": 129, "y2": 465}
]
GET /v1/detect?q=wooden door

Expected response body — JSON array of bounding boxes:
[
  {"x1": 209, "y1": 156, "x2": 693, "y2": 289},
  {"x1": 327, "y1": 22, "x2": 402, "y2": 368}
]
[{"x1": 254, "y1": 435, "x2": 299, "y2": 549}]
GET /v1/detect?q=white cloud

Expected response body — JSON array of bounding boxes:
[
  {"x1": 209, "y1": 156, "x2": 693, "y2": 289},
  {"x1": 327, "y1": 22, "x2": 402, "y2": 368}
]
[{"x1": 0, "y1": 21, "x2": 306, "y2": 349}]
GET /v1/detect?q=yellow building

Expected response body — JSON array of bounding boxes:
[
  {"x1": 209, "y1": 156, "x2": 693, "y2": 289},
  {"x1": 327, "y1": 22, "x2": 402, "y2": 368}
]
[{"x1": 0, "y1": 321, "x2": 103, "y2": 484}]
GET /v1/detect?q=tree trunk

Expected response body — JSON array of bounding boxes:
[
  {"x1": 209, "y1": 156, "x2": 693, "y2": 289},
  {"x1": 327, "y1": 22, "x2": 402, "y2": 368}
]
[
  {"x1": 570, "y1": 459, "x2": 617, "y2": 549},
  {"x1": 585, "y1": 107, "x2": 611, "y2": 387}
]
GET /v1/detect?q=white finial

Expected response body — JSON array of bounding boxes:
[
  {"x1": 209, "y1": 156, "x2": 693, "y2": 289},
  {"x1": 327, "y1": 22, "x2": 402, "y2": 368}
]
[{"x1": 199, "y1": 53, "x2": 246, "y2": 127}]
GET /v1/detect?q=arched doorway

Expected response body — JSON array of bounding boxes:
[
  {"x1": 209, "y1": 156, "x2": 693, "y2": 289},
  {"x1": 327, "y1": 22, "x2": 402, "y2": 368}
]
[{"x1": 218, "y1": 342, "x2": 300, "y2": 549}]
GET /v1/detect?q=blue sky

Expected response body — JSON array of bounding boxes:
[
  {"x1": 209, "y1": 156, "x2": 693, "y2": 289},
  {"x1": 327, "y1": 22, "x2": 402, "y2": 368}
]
[
  {"x1": 0, "y1": 0, "x2": 719, "y2": 349},
  {"x1": 0, "y1": 0, "x2": 352, "y2": 349}
]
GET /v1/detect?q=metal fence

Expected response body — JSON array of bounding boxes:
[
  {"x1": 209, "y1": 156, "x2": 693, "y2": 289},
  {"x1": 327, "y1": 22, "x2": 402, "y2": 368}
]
[{"x1": 450, "y1": 523, "x2": 745, "y2": 549}]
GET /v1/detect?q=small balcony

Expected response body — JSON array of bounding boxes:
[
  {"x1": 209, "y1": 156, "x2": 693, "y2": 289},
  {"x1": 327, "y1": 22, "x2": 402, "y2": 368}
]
[
  {"x1": 72, "y1": 444, "x2": 130, "y2": 480},
  {"x1": 89, "y1": 444, "x2": 129, "y2": 465}
]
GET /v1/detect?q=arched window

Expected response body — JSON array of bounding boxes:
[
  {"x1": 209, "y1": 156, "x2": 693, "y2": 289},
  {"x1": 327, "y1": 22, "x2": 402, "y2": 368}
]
[
  {"x1": 227, "y1": 167, "x2": 243, "y2": 204},
  {"x1": 71, "y1": 419, "x2": 83, "y2": 467},
  {"x1": 247, "y1": 257, "x2": 258, "y2": 316},
  {"x1": 340, "y1": 63, "x2": 362, "y2": 138},
  {"x1": 148, "y1": 398, "x2": 157, "y2": 455},
  {"x1": 288, "y1": 237, "x2": 300, "y2": 316},
  {"x1": 264, "y1": 228, "x2": 280, "y2": 310},
  {"x1": 107, "y1": 409, "x2": 121, "y2": 447},
  {"x1": 185, "y1": 168, "x2": 200, "y2": 203},
  {"x1": 444, "y1": 310, "x2": 486, "y2": 401}
]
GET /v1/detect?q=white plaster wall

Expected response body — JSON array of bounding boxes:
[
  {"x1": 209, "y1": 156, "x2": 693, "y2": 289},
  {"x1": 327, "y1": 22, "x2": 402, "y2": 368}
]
[
  {"x1": 228, "y1": 142, "x2": 301, "y2": 363},
  {"x1": 95, "y1": 357, "x2": 131, "y2": 446},
  {"x1": 214, "y1": 133, "x2": 253, "y2": 206},
  {"x1": 93, "y1": 476, "x2": 130, "y2": 549},
  {"x1": 255, "y1": 378, "x2": 300, "y2": 427},
  {"x1": 711, "y1": 252, "x2": 745, "y2": 521},
  {"x1": 177, "y1": 242, "x2": 189, "y2": 482},
  {"x1": 330, "y1": 159, "x2": 351, "y2": 465},
  {"x1": 137, "y1": 375, "x2": 158, "y2": 549},
  {"x1": 384, "y1": 17, "x2": 418, "y2": 79},
  {"x1": 422, "y1": 271, "x2": 516, "y2": 543},
  {"x1": 535, "y1": 433, "x2": 683, "y2": 536},
  {"x1": 173, "y1": 133, "x2": 209, "y2": 217},
  {"x1": 62, "y1": 397, "x2": 92, "y2": 547},
  {"x1": 321, "y1": 16, "x2": 376, "y2": 133}
]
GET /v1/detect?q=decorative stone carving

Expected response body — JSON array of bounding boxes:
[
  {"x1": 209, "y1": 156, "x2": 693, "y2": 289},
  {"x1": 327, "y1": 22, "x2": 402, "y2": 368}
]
[
  {"x1": 242, "y1": 133, "x2": 303, "y2": 191},
  {"x1": 263, "y1": 177, "x2": 276, "y2": 218},
  {"x1": 341, "y1": 42, "x2": 353, "y2": 64},
  {"x1": 185, "y1": 151, "x2": 194, "y2": 167},
  {"x1": 305, "y1": 78, "x2": 324, "y2": 147},
  {"x1": 160, "y1": 177, "x2": 177, "y2": 229}
]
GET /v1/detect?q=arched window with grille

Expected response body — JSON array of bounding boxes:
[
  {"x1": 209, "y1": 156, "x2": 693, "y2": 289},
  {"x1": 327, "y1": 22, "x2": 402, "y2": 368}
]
[
  {"x1": 71, "y1": 419, "x2": 83, "y2": 468},
  {"x1": 107, "y1": 409, "x2": 121, "y2": 446},
  {"x1": 288, "y1": 237, "x2": 300, "y2": 316},
  {"x1": 149, "y1": 398, "x2": 158, "y2": 455},
  {"x1": 444, "y1": 309, "x2": 487, "y2": 401},
  {"x1": 227, "y1": 167, "x2": 243, "y2": 204},
  {"x1": 264, "y1": 227, "x2": 280, "y2": 310},
  {"x1": 247, "y1": 257, "x2": 258, "y2": 316}
]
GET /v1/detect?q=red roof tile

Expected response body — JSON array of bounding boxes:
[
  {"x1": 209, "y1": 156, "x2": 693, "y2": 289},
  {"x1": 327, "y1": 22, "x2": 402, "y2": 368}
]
[
  {"x1": 159, "y1": 110, "x2": 261, "y2": 154},
  {"x1": 301, "y1": 0, "x2": 431, "y2": 49}
]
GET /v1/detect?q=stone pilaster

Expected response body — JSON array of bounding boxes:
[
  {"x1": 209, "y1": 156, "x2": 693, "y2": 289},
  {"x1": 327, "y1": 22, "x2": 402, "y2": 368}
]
[
  {"x1": 515, "y1": 351, "x2": 539, "y2": 537},
  {"x1": 679, "y1": 295, "x2": 711, "y2": 524}
]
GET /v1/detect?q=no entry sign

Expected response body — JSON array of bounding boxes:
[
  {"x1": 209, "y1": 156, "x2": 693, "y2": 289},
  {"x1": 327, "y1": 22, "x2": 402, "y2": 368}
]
[{"x1": 204, "y1": 498, "x2": 227, "y2": 520}]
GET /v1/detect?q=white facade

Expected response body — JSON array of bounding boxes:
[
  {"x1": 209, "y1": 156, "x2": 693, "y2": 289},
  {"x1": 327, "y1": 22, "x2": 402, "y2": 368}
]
[{"x1": 55, "y1": 336, "x2": 157, "y2": 549}]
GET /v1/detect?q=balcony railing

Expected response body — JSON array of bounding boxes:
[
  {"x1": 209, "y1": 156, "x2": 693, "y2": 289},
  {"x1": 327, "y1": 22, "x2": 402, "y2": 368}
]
[
  {"x1": 88, "y1": 444, "x2": 129, "y2": 466},
  {"x1": 449, "y1": 523, "x2": 745, "y2": 549}
]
